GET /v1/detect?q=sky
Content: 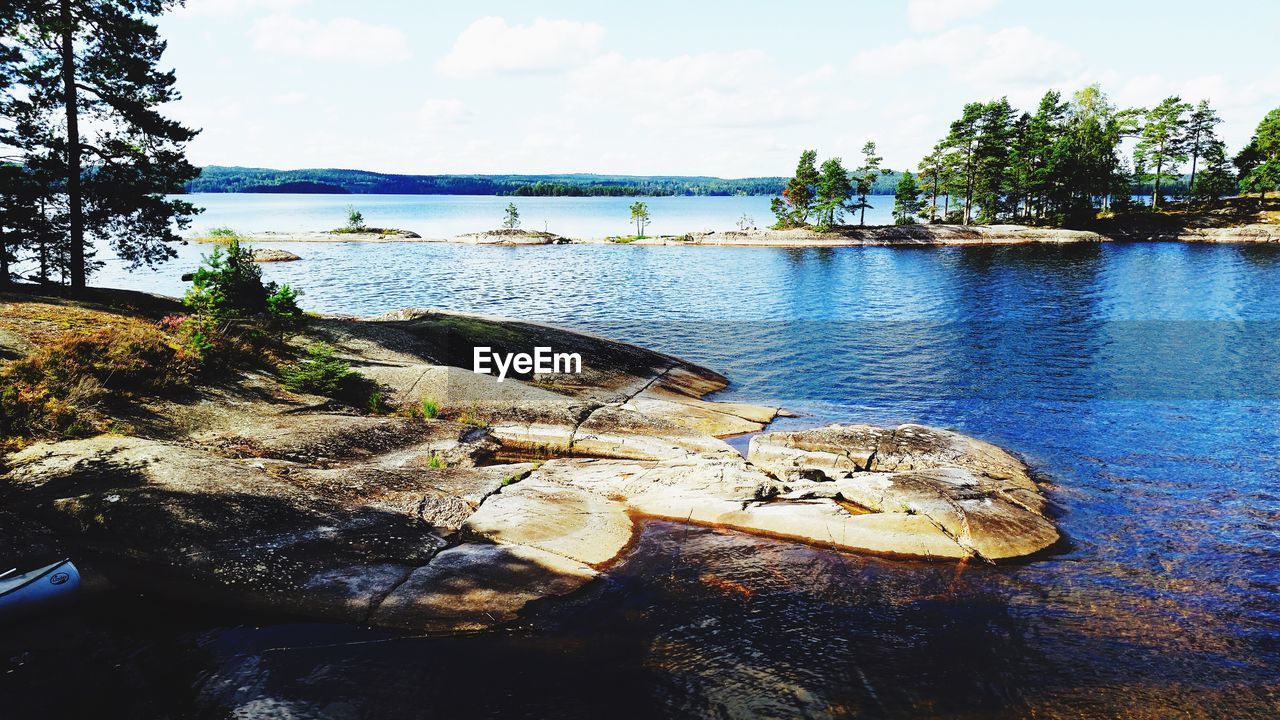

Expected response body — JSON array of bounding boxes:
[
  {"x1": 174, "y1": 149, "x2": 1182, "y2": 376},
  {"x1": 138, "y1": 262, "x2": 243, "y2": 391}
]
[{"x1": 156, "y1": 0, "x2": 1280, "y2": 177}]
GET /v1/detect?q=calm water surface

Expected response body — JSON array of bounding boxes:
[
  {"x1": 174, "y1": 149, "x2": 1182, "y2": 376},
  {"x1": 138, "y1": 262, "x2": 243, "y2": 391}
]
[
  {"x1": 179, "y1": 192, "x2": 896, "y2": 238},
  {"x1": 8, "y1": 228, "x2": 1280, "y2": 717}
]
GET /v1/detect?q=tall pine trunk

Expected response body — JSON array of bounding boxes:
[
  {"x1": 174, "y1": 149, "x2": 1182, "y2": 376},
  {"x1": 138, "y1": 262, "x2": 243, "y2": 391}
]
[
  {"x1": 60, "y1": 0, "x2": 85, "y2": 289},
  {"x1": 1153, "y1": 156, "x2": 1163, "y2": 211},
  {"x1": 1187, "y1": 144, "x2": 1199, "y2": 201}
]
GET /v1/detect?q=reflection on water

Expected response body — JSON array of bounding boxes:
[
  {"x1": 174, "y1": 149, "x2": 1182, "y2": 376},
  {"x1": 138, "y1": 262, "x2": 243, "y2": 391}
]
[{"x1": 6, "y1": 240, "x2": 1279, "y2": 717}]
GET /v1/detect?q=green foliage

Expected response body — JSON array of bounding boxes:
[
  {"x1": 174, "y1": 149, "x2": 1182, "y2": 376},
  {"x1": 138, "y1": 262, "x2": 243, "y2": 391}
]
[
  {"x1": 1190, "y1": 139, "x2": 1237, "y2": 202},
  {"x1": 345, "y1": 205, "x2": 366, "y2": 231},
  {"x1": 775, "y1": 150, "x2": 819, "y2": 227},
  {"x1": 184, "y1": 238, "x2": 304, "y2": 326},
  {"x1": 629, "y1": 201, "x2": 651, "y2": 237},
  {"x1": 814, "y1": 157, "x2": 852, "y2": 230},
  {"x1": 266, "y1": 284, "x2": 303, "y2": 325},
  {"x1": 185, "y1": 239, "x2": 270, "y2": 317},
  {"x1": 279, "y1": 342, "x2": 354, "y2": 396},
  {"x1": 502, "y1": 202, "x2": 520, "y2": 229},
  {"x1": 852, "y1": 142, "x2": 890, "y2": 225},
  {"x1": 420, "y1": 397, "x2": 439, "y2": 419},
  {"x1": 893, "y1": 171, "x2": 923, "y2": 225},
  {"x1": 1134, "y1": 96, "x2": 1193, "y2": 209},
  {"x1": 918, "y1": 83, "x2": 1206, "y2": 226},
  {"x1": 3, "y1": 0, "x2": 199, "y2": 288},
  {"x1": 205, "y1": 226, "x2": 239, "y2": 239},
  {"x1": 427, "y1": 452, "x2": 447, "y2": 469},
  {"x1": 1236, "y1": 108, "x2": 1280, "y2": 200}
]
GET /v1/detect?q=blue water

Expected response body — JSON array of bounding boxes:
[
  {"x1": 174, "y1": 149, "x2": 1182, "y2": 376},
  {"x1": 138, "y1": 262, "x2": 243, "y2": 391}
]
[
  {"x1": 38, "y1": 231, "x2": 1280, "y2": 716},
  {"x1": 179, "y1": 192, "x2": 897, "y2": 238}
]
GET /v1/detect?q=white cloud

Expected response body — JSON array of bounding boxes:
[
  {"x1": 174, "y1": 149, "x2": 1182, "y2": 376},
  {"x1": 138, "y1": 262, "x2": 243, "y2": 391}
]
[
  {"x1": 418, "y1": 98, "x2": 473, "y2": 127},
  {"x1": 569, "y1": 51, "x2": 829, "y2": 130},
  {"x1": 174, "y1": 0, "x2": 304, "y2": 17},
  {"x1": 249, "y1": 15, "x2": 410, "y2": 64},
  {"x1": 271, "y1": 91, "x2": 306, "y2": 106},
  {"x1": 855, "y1": 25, "x2": 1083, "y2": 105},
  {"x1": 436, "y1": 16, "x2": 604, "y2": 77},
  {"x1": 907, "y1": 0, "x2": 1000, "y2": 33}
]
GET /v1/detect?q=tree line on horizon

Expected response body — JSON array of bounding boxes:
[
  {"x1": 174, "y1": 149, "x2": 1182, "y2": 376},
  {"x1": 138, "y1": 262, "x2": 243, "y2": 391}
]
[{"x1": 773, "y1": 84, "x2": 1280, "y2": 229}]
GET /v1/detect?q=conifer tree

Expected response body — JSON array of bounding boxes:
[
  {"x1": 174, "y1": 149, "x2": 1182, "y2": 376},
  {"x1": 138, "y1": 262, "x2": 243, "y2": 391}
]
[
  {"x1": 1235, "y1": 108, "x2": 1280, "y2": 202},
  {"x1": 852, "y1": 141, "x2": 887, "y2": 225},
  {"x1": 814, "y1": 157, "x2": 852, "y2": 229},
  {"x1": 1134, "y1": 96, "x2": 1192, "y2": 210},
  {"x1": 3, "y1": 0, "x2": 199, "y2": 288},
  {"x1": 1185, "y1": 100, "x2": 1222, "y2": 200},
  {"x1": 892, "y1": 171, "x2": 923, "y2": 225}
]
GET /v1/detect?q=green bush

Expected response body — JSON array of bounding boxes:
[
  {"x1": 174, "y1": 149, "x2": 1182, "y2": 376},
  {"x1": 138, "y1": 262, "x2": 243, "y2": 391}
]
[
  {"x1": 420, "y1": 397, "x2": 439, "y2": 419},
  {"x1": 266, "y1": 284, "x2": 303, "y2": 325},
  {"x1": 345, "y1": 205, "x2": 365, "y2": 231},
  {"x1": 279, "y1": 343, "x2": 354, "y2": 395},
  {"x1": 184, "y1": 238, "x2": 305, "y2": 327},
  {"x1": 206, "y1": 226, "x2": 239, "y2": 239},
  {"x1": 185, "y1": 238, "x2": 270, "y2": 317}
]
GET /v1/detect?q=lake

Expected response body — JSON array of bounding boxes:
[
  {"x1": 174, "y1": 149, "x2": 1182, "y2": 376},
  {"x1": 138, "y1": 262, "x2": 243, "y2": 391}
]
[
  {"x1": 9, "y1": 197, "x2": 1280, "y2": 718},
  {"x1": 179, "y1": 192, "x2": 899, "y2": 238}
]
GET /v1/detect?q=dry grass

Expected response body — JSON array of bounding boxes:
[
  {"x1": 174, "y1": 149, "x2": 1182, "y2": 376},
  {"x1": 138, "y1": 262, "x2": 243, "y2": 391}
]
[{"x1": 0, "y1": 294, "x2": 282, "y2": 452}]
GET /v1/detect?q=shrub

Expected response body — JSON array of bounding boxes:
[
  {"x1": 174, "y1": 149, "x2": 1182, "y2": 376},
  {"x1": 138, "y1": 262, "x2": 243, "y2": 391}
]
[
  {"x1": 278, "y1": 342, "x2": 353, "y2": 396},
  {"x1": 345, "y1": 205, "x2": 365, "y2": 232},
  {"x1": 266, "y1": 284, "x2": 304, "y2": 325},
  {"x1": 420, "y1": 397, "x2": 439, "y2": 419},
  {"x1": 206, "y1": 226, "x2": 239, "y2": 240},
  {"x1": 426, "y1": 452, "x2": 446, "y2": 469},
  {"x1": 185, "y1": 238, "x2": 271, "y2": 317},
  {"x1": 184, "y1": 238, "x2": 306, "y2": 330}
]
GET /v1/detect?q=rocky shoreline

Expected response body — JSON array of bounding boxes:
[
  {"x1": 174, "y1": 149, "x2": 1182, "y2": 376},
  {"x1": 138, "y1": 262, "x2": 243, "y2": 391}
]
[
  {"x1": 2, "y1": 292, "x2": 1059, "y2": 633},
  {"x1": 204, "y1": 221, "x2": 1280, "y2": 248}
]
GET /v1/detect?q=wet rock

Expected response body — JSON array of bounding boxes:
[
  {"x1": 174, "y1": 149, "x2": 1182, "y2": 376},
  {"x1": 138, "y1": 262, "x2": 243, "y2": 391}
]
[{"x1": 370, "y1": 542, "x2": 597, "y2": 632}]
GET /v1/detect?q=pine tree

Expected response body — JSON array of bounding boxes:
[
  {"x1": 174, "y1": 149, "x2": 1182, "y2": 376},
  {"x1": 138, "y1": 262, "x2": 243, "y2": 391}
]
[
  {"x1": 852, "y1": 141, "x2": 887, "y2": 225},
  {"x1": 814, "y1": 157, "x2": 852, "y2": 229},
  {"x1": 972, "y1": 98, "x2": 1015, "y2": 223},
  {"x1": 1235, "y1": 108, "x2": 1280, "y2": 203},
  {"x1": 4, "y1": 0, "x2": 200, "y2": 289},
  {"x1": 1185, "y1": 100, "x2": 1222, "y2": 200},
  {"x1": 502, "y1": 202, "x2": 520, "y2": 229},
  {"x1": 774, "y1": 149, "x2": 820, "y2": 227},
  {"x1": 916, "y1": 145, "x2": 945, "y2": 223},
  {"x1": 1189, "y1": 139, "x2": 1236, "y2": 203},
  {"x1": 944, "y1": 103, "x2": 984, "y2": 224},
  {"x1": 1134, "y1": 96, "x2": 1192, "y2": 210},
  {"x1": 892, "y1": 171, "x2": 923, "y2": 225}
]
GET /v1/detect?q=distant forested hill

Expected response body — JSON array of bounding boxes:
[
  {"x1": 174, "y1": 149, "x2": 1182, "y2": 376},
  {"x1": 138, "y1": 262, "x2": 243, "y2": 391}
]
[{"x1": 186, "y1": 166, "x2": 816, "y2": 196}]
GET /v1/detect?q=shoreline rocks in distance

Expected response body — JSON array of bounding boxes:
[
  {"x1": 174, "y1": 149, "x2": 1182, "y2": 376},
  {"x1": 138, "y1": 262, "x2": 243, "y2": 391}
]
[{"x1": 250, "y1": 248, "x2": 301, "y2": 262}]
